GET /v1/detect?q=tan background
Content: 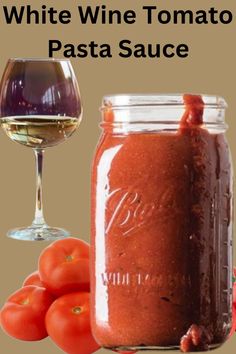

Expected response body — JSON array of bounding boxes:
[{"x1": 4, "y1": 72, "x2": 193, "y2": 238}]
[{"x1": 0, "y1": 0, "x2": 235, "y2": 353}]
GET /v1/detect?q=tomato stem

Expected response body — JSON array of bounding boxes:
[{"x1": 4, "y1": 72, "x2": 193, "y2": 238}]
[
  {"x1": 66, "y1": 255, "x2": 74, "y2": 262},
  {"x1": 21, "y1": 298, "x2": 30, "y2": 305},
  {"x1": 72, "y1": 306, "x2": 82, "y2": 314}
]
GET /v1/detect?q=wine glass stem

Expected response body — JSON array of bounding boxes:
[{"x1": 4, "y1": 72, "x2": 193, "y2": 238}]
[{"x1": 32, "y1": 149, "x2": 46, "y2": 226}]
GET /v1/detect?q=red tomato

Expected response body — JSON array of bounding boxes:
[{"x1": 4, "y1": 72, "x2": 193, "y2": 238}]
[
  {"x1": 23, "y1": 271, "x2": 44, "y2": 288},
  {"x1": 229, "y1": 304, "x2": 236, "y2": 337},
  {"x1": 46, "y1": 292, "x2": 100, "y2": 354},
  {"x1": 38, "y1": 238, "x2": 90, "y2": 297},
  {"x1": 233, "y1": 278, "x2": 236, "y2": 304},
  {"x1": 0, "y1": 286, "x2": 54, "y2": 341},
  {"x1": 229, "y1": 279, "x2": 236, "y2": 337}
]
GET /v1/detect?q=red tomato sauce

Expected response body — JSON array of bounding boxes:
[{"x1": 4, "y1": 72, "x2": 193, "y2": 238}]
[{"x1": 91, "y1": 95, "x2": 232, "y2": 349}]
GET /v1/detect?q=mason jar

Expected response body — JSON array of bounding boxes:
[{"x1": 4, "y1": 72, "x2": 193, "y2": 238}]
[{"x1": 90, "y1": 94, "x2": 233, "y2": 351}]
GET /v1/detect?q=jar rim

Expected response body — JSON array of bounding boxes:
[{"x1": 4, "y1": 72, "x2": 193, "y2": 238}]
[{"x1": 102, "y1": 94, "x2": 227, "y2": 109}]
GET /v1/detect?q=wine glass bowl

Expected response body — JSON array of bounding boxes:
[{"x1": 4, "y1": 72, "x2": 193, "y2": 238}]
[{"x1": 0, "y1": 58, "x2": 82, "y2": 241}]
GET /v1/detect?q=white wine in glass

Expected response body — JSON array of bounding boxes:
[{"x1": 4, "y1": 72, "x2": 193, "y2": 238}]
[{"x1": 0, "y1": 58, "x2": 82, "y2": 241}]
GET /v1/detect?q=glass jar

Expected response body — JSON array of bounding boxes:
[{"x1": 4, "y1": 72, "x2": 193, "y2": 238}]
[{"x1": 90, "y1": 94, "x2": 233, "y2": 351}]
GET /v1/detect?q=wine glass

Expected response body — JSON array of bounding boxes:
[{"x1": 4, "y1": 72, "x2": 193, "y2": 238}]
[{"x1": 0, "y1": 58, "x2": 82, "y2": 241}]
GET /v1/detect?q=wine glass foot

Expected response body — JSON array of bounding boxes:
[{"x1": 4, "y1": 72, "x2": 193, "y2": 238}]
[{"x1": 7, "y1": 226, "x2": 70, "y2": 241}]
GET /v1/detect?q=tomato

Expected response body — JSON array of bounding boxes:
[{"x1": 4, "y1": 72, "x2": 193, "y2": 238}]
[
  {"x1": 23, "y1": 271, "x2": 44, "y2": 288},
  {"x1": 229, "y1": 304, "x2": 236, "y2": 337},
  {"x1": 229, "y1": 278, "x2": 236, "y2": 337},
  {"x1": 46, "y1": 292, "x2": 100, "y2": 354},
  {"x1": 38, "y1": 238, "x2": 90, "y2": 297},
  {"x1": 0, "y1": 286, "x2": 54, "y2": 341},
  {"x1": 233, "y1": 268, "x2": 236, "y2": 306}
]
